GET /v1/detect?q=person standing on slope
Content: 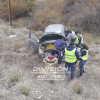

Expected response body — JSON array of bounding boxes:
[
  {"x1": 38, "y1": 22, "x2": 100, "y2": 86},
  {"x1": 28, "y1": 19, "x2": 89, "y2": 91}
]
[
  {"x1": 75, "y1": 31, "x2": 83, "y2": 47},
  {"x1": 77, "y1": 43, "x2": 89, "y2": 77},
  {"x1": 64, "y1": 42, "x2": 80, "y2": 79}
]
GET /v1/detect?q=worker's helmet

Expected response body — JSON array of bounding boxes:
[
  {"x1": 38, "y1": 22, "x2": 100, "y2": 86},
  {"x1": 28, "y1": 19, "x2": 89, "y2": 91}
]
[
  {"x1": 79, "y1": 43, "x2": 86, "y2": 47},
  {"x1": 75, "y1": 30, "x2": 81, "y2": 35}
]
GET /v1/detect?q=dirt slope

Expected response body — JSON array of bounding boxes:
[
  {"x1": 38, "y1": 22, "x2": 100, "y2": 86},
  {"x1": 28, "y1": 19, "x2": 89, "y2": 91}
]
[{"x1": 0, "y1": 20, "x2": 100, "y2": 100}]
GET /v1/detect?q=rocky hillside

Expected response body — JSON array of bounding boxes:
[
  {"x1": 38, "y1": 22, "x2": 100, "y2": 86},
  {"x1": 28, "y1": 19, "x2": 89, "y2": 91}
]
[
  {"x1": 1, "y1": 0, "x2": 100, "y2": 34},
  {"x1": 0, "y1": 19, "x2": 100, "y2": 100}
]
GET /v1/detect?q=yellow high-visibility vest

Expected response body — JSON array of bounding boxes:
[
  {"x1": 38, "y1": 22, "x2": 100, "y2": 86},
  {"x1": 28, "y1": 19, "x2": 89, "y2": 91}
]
[
  {"x1": 76, "y1": 35, "x2": 83, "y2": 44},
  {"x1": 81, "y1": 49, "x2": 88, "y2": 60},
  {"x1": 65, "y1": 48, "x2": 77, "y2": 63}
]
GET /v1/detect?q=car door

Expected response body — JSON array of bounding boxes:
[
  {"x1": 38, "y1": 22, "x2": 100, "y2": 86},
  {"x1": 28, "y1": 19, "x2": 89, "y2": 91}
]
[{"x1": 29, "y1": 31, "x2": 40, "y2": 50}]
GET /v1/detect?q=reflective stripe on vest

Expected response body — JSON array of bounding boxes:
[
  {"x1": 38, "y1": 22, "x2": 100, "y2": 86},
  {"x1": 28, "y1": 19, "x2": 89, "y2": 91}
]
[
  {"x1": 76, "y1": 35, "x2": 83, "y2": 44},
  {"x1": 65, "y1": 48, "x2": 77, "y2": 63},
  {"x1": 81, "y1": 49, "x2": 88, "y2": 60}
]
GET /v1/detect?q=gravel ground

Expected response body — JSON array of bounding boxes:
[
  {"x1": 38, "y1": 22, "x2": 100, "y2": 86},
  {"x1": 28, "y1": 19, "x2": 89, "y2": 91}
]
[{"x1": 0, "y1": 21, "x2": 100, "y2": 100}]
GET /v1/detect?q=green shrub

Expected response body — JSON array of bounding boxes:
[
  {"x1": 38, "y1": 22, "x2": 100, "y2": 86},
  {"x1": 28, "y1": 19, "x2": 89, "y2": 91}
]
[
  {"x1": 10, "y1": 74, "x2": 21, "y2": 82},
  {"x1": 19, "y1": 86, "x2": 30, "y2": 96}
]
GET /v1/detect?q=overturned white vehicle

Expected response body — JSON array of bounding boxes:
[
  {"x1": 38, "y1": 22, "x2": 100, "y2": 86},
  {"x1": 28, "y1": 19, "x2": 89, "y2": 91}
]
[{"x1": 29, "y1": 24, "x2": 69, "y2": 65}]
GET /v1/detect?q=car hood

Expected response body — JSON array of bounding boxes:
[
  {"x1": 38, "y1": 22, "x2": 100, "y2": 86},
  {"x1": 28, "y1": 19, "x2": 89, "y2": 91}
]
[{"x1": 39, "y1": 33, "x2": 66, "y2": 43}]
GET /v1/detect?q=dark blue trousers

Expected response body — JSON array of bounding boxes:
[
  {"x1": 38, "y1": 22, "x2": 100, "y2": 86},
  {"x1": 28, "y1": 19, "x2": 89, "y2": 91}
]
[
  {"x1": 79, "y1": 60, "x2": 87, "y2": 73},
  {"x1": 65, "y1": 62, "x2": 76, "y2": 77},
  {"x1": 58, "y1": 52, "x2": 63, "y2": 64},
  {"x1": 71, "y1": 38, "x2": 76, "y2": 43}
]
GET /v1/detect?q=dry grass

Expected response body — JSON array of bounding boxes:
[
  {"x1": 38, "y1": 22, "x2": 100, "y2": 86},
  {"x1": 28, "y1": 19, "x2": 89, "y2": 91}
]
[
  {"x1": 33, "y1": 0, "x2": 66, "y2": 30},
  {"x1": 91, "y1": 35, "x2": 100, "y2": 44},
  {"x1": 1, "y1": 0, "x2": 27, "y2": 20},
  {"x1": 83, "y1": 35, "x2": 100, "y2": 46},
  {"x1": 45, "y1": 0, "x2": 65, "y2": 10},
  {"x1": 1, "y1": 64, "x2": 23, "y2": 85},
  {"x1": 20, "y1": 49, "x2": 26, "y2": 53},
  {"x1": 1, "y1": 0, "x2": 35, "y2": 20},
  {"x1": 62, "y1": 0, "x2": 100, "y2": 34},
  {"x1": 83, "y1": 35, "x2": 92, "y2": 44},
  {"x1": 10, "y1": 74, "x2": 21, "y2": 82},
  {"x1": 95, "y1": 40, "x2": 100, "y2": 44},
  {"x1": 88, "y1": 0, "x2": 98, "y2": 6},
  {"x1": 19, "y1": 86, "x2": 30, "y2": 96},
  {"x1": 12, "y1": 19, "x2": 25, "y2": 26},
  {"x1": 13, "y1": 42, "x2": 23, "y2": 51},
  {"x1": 65, "y1": 25, "x2": 77, "y2": 31},
  {"x1": 72, "y1": 80, "x2": 83, "y2": 94},
  {"x1": 33, "y1": 8, "x2": 56, "y2": 30}
]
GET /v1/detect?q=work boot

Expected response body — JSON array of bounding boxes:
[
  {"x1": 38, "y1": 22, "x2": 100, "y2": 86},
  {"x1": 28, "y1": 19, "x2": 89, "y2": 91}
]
[
  {"x1": 77, "y1": 73, "x2": 82, "y2": 77},
  {"x1": 71, "y1": 76, "x2": 74, "y2": 80}
]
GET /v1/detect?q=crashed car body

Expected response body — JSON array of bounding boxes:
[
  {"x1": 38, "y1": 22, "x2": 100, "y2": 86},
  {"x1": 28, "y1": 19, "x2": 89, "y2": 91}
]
[{"x1": 29, "y1": 24, "x2": 69, "y2": 60}]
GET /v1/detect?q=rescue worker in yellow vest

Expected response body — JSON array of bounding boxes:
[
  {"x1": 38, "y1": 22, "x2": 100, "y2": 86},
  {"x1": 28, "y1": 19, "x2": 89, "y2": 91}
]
[
  {"x1": 75, "y1": 31, "x2": 83, "y2": 47},
  {"x1": 77, "y1": 43, "x2": 88, "y2": 77},
  {"x1": 64, "y1": 42, "x2": 80, "y2": 79}
]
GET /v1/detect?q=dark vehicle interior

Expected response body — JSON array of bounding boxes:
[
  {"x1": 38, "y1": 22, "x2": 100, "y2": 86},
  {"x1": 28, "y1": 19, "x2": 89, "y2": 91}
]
[{"x1": 39, "y1": 34, "x2": 65, "y2": 43}]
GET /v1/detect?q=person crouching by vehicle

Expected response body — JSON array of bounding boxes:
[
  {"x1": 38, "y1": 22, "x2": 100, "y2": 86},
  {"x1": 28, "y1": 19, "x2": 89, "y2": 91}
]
[
  {"x1": 65, "y1": 30, "x2": 77, "y2": 43},
  {"x1": 75, "y1": 31, "x2": 83, "y2": 47},
  {"x1": 77, "y1": 43, "x2": 88, "y2": 77},
  {"x1": 54, "y1": 38, "x2": 65, "y2": 64},
  {"x1": 64, "y1": 42, "x2": 80, "y2": 79}
]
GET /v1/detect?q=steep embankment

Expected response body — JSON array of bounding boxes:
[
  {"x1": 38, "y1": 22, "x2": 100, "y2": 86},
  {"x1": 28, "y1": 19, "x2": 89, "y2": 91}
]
[{"x1": 0, "y1": 20, "x2": 100, "y2": 100}]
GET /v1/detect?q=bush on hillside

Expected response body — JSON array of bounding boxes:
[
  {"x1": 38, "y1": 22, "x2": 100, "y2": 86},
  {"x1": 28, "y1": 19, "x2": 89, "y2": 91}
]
[
  {"x1": 63, "y1": 0, "x2": 100, "y2": 34},
  {"x1": 74, "y1": 5, "x2": 100, "y2": 34},
  {"x1": 32, "y1": 0, "x2": 65, "y2": 31},
  {"x1": 1, "y1": 0, "x2": 6, "y2": 2},
  {"x1": 33, "y1": 8, "x2": 56, "y2": 31},
  {"x1": 0, "y1": 0, "x2": 35, "y2": 20},
  {"x1": 19, "y1": 86, "x2": 30, "y2": 96}
]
